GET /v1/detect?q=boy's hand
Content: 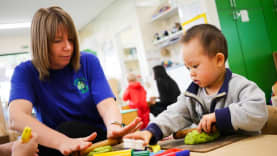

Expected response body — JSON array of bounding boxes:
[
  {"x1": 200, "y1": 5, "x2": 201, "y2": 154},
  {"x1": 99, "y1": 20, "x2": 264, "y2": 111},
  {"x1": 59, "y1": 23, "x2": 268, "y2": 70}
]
[
  {"x1": 123, "y1": 130, "x2": 152, "y2": 146},
  {"x1": 12, "y1": 133, "x2": 39, "y2": 156},
  {"x1": 197, "y1": 113, "x2": 216, "y2": 133}
]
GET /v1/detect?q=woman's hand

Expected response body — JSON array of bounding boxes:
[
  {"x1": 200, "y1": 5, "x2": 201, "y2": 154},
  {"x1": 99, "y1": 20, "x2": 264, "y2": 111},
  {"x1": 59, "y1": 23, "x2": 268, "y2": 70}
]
[
  {"x1": 12, "y1": 133, "x2": 39, "y2": 156},
  {"x1": 197, "y1": 113, "x2": 216, "y2": 133},
  {"x1": 58, "y1": 132, "x2": 97, "y2": 155},
  {"x1": 107, "y1": 117, "x2": 143, "y2": 139},
  {"x1": 124, "y1": 130, "x2": 152, "y2": 146}
]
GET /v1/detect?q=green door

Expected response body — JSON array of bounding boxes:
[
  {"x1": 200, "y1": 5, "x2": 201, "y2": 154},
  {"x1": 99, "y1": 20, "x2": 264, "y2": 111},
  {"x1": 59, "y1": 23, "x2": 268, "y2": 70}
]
[
  {"x1": 235, "y1": 8, "x2": 277, "y2": 99},
  {"x1": 233, "y1": 0, "x2": 261, "y2": 9},
  {"x1": 217, "y1": 10, "x2": 247, "y2": 76}
]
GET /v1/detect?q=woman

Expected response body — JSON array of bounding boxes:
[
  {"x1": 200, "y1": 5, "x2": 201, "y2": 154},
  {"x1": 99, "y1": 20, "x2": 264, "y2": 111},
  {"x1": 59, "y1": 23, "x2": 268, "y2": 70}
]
[
  {"x1": 8, "y1": 6, "x2": 141, "y2": 155},
  {"x1": 149, "y1": 65, "x2": 181, "y2": 116}
]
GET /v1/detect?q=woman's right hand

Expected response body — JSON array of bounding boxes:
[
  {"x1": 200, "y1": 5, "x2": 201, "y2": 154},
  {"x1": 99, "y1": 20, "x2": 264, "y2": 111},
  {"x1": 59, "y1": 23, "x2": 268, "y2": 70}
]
[
  {"x1": 58, "y1": 132, "x2": 97, "y2": 155},
  {"x1": 123, "y1": 130, "x2": 152, "y2": 146}
]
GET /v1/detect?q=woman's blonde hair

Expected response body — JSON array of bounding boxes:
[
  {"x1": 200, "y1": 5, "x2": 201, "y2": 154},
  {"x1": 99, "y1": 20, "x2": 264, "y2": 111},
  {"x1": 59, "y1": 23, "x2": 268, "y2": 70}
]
[{"x1": 31, "y1": 6, "x2": 80, "y2": 80}]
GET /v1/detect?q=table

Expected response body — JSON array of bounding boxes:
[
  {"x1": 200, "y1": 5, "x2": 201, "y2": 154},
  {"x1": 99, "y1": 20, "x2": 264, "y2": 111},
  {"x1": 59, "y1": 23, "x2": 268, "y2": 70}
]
[{"x1": 190, "y1": 135, "x2": 277, "y2": 156}]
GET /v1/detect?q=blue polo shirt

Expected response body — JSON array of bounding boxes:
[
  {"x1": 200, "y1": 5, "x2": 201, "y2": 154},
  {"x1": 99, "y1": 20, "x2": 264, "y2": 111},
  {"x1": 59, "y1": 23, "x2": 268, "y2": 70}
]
[{"x1": 9, "y1": 52, "x2": 114, "y2": 130}]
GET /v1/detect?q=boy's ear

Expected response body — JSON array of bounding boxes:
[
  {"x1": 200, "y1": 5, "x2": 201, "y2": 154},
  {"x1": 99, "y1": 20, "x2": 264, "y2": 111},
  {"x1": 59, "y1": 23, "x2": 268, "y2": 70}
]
[{"x1": 215, "y1": 53, "x2": 225, "y2": 67}]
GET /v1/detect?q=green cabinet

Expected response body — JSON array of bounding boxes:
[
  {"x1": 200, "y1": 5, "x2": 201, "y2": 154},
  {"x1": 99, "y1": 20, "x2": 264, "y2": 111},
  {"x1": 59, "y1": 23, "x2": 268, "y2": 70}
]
[{"x1": 216, "y1": 0, "x2": 277, "y2": 100}]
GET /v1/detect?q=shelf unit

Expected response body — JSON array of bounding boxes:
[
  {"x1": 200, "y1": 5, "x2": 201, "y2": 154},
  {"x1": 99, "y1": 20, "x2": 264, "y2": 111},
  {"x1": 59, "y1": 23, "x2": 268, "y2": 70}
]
[
  {"x1": 122, "y1": 47, "x2": 140, "y2": 74},
  {"x1": 150, "y1": 4, "x2": 182, "y2": 48},
  {"x1": 151, "y1": 7, "x2": 178, "y2": 22},
  {"x1": 153, "y1": 30, "x2": 184, "y2": 48}
]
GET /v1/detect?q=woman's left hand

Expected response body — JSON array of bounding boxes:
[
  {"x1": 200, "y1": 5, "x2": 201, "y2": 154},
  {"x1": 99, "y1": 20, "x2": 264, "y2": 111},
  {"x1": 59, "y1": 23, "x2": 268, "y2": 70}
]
[{"x1": 107, "y1": 117, "x2": 143, "y2": 139}]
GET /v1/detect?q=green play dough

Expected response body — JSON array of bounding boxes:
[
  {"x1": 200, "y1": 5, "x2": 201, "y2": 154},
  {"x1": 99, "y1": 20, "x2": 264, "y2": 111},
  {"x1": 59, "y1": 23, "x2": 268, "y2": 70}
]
[
  {"x1": 87, "y1": 145, "x2": 112, "y2": 156},
  {"x1": 184, "y1": 130, "x2": 220, "y2": 145}
]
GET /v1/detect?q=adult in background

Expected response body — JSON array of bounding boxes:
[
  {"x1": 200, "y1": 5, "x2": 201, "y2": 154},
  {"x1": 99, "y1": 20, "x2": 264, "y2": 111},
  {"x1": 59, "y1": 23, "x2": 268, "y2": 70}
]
[{"x1": 149, "y1": 65, "x2": 181, "y2": 116}]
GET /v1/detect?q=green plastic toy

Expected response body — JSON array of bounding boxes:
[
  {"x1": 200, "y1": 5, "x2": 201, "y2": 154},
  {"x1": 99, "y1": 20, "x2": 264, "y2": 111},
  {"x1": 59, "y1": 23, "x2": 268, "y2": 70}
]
[
  {"x1": 86, "y1": 145, "x2": 112, "y2": 156},
  {"x1": 184, "y1": 130, "x2": 220, "y2": 145}
]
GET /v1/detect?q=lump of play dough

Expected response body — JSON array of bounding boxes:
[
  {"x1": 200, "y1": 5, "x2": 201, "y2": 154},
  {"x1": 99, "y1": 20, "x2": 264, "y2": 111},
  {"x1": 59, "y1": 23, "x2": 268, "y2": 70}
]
[{"x1": 184, "y1": 130, "x2": 220, "y2": 145}]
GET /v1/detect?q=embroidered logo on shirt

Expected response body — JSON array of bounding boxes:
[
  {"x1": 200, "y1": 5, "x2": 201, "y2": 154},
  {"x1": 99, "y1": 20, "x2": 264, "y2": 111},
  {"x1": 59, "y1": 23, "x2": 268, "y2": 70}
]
[{"x1": 74, "y1": 78, "x2": 89, "y2": 94}]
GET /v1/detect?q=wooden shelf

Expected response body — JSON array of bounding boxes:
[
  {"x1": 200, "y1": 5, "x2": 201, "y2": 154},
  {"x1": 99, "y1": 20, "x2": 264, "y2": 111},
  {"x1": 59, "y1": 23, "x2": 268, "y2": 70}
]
[
  {"x1": 151, "y1": 7, "x2": 178, "y2": 22},
  {"x1": 153, "y1": 30, "x2": 184, "y2": 48}
]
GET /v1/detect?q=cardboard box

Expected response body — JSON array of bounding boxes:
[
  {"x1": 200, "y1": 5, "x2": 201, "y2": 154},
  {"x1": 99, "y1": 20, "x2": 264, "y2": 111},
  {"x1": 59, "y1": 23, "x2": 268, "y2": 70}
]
[
  {"x1": 0, "y1": 101, "x2": 7, "y2": 137},
  {"x1": 262, "y1": 106, "x2": 277, "y2": 134},
  {"x1": 121, "y1": 109, "x2": 138, "y2": 126}
]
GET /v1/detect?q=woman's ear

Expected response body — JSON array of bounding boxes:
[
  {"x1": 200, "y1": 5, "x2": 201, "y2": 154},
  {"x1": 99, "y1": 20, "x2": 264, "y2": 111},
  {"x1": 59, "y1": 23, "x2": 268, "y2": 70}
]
[{"x1": 215, "y1": 53, "x2": 225, "y2": 67}]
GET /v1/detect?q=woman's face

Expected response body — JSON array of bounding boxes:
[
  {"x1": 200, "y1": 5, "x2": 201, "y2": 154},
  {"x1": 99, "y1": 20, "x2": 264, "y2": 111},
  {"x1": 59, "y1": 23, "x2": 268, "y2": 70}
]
[{"x1": 49, "y1": 26, "x2": 74, "y2": 69}]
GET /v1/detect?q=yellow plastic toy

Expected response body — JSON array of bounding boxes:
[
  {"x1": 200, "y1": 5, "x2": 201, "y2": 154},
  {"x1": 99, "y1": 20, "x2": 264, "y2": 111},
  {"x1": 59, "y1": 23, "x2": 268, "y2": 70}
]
[
  {"x1": 21, "y1": 126, "x2": 32, "y2": 143},
  {"x1": 149, "y1": 144, "x2": 161, "y2": 153},
  {"x1": 93, "y1": 149, "x2": 132, "y2": 156}
]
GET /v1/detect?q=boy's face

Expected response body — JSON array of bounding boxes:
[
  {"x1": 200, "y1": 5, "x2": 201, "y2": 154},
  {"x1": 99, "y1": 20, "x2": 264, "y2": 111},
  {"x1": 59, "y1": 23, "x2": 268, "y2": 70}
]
[{"x1": 182, "y1": 39, "x2": 225, "y2": 89}]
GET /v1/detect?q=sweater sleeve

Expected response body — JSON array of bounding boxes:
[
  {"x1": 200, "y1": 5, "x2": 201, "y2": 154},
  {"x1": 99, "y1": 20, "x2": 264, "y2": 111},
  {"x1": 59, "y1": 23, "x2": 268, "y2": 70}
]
[
  {"x1": 123, "y1": 88, "x2": 130, "y2": 101},
  {"x1": 9, "y1": 63, "x2": 35, "y2": 105},
  {"x1": 216, "y1": 79, "x2": 268, "y2": 132},
  {"x1": 150, "y1": 95, "x2": 193, "y2": 138}
]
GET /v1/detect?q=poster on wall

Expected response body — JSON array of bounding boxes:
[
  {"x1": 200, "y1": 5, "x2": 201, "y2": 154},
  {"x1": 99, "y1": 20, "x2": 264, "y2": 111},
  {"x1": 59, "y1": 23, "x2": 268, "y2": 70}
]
[{"x1": 178, "y1": 0, "x2": 208, "y2": 31}]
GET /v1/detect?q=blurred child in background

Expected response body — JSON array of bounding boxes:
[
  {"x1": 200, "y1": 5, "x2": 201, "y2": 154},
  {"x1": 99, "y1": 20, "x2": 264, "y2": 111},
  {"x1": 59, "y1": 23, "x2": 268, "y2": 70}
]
[{"x1": 123, "y1": 73, "x2": 150, "y2": 129}]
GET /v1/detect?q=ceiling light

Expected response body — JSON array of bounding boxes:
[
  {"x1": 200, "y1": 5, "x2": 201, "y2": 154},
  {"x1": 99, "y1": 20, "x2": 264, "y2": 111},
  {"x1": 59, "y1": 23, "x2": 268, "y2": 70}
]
[{"x1": 0, "y1": 22, "x2": 31, "y2": 30}]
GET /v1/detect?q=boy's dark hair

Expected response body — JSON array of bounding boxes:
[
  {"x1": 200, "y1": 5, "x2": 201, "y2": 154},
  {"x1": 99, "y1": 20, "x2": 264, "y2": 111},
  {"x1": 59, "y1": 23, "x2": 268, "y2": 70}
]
[{"x1": 182, "y1": 24, "x2": 228, "y2": 61}]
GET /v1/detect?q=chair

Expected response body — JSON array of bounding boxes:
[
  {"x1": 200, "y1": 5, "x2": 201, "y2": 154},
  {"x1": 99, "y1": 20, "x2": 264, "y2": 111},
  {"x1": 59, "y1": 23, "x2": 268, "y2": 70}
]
[{"x1": 261, "y1": 105, "x2": 277, "y2": 134}]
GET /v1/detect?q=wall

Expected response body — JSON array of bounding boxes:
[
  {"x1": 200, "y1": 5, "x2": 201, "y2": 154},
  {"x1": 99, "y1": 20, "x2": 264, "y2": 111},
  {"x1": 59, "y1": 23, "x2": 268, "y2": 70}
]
[
  {"x1": 0, "y1": 35, "x2": 30, "y2": 54},
  {"x1": 205, "y1": 0, "x2": 221, "y2": 29},
  {"x1": 79, "y1": 0, "x2": 149, "y2": 89}
]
